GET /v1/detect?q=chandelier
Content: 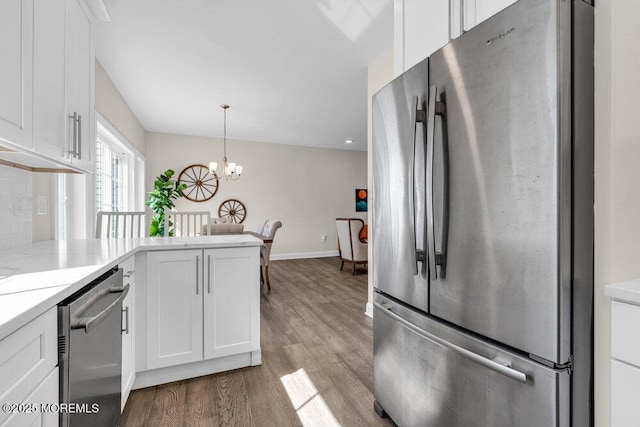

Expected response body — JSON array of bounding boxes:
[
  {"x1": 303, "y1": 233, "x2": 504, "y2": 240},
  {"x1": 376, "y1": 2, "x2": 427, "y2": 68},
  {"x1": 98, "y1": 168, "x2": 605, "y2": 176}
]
[{"x1": 209, "y1": 104, "x2": 243, "y2": 181}]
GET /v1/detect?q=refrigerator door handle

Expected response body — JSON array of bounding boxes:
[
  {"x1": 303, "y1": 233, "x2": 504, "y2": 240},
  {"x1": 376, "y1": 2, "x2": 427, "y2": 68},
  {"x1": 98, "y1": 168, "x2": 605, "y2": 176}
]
[
  {"x1": 409, "y1": 95, "x2": 426, "y2": 275},
  {"x1": 374, "y1": 301, "x2": 528, "y2": 384},
  {"x1": 426, "y1": 86, "x2": 447, "y2": 280}
]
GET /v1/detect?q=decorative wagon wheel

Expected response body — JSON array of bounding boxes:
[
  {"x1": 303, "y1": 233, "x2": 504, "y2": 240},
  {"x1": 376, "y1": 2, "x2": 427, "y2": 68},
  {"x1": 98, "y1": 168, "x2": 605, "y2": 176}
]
[
  {"x1": 218, "y1": 199, "x2": 246, "y2": 224},
  {"x1": 178, "y1": 164, "x2": 219, "y2": 202}
]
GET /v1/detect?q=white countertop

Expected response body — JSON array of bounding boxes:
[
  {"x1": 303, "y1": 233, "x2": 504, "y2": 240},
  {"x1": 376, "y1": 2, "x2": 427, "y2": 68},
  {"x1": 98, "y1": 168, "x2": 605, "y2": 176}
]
[
  {"x1": 0, "y1": 235, "x2": 262, "y2": 340},
  {"x1": 605, "y1": 278, "x2": 640, "y2": 305}
]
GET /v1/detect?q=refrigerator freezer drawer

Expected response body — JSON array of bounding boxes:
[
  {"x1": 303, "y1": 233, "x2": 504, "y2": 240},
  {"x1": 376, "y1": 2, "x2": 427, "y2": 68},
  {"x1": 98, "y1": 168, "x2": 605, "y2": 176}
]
[{"x1": 373, "y1": 293, "x2": 570, "y2": 427}]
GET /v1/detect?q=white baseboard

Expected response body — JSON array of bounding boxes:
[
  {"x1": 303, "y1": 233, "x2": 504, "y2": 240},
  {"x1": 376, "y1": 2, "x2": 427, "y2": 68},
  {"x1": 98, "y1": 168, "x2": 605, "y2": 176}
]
[
  {"x1": 133, "y1": 352, "x2": 257, "y2": 390},
  {"x1": 365, "y1": 302, "x2": 373, "y2": 318},
  {"x1": 271, "y1": 250, "x2": 339, "y2": 261}
]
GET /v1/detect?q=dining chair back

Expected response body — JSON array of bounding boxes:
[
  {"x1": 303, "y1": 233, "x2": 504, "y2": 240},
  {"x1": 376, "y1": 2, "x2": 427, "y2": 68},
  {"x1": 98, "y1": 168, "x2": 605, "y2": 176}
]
[
  {"x1": 244, "y1": 220, "x2": 282, "y2": 290},
  {"x1": 96, "y1": 211, "x2": 146, "y2": 238},
  {"x1": 164, "y1": 210, "x2": 211, "y2": 236}
]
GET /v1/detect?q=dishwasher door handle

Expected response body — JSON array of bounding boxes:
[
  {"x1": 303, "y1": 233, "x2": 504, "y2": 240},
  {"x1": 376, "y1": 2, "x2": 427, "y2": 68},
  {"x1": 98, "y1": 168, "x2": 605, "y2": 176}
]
[{"x1": 71, "y1": 284, "x2": 130, "y2": 333}]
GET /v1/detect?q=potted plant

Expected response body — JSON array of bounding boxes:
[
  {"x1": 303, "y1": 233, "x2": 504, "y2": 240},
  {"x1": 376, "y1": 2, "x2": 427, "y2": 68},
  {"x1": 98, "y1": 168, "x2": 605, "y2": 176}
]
[{"x1": 146, "y1": 169, "x2": 187, "y2": 237}]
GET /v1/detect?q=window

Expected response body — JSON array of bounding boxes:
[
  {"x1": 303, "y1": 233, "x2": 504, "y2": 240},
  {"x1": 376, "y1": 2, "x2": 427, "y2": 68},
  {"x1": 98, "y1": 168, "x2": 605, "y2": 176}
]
[
  {"x1": 95, "y1": 115, "x2": 145, "y2": 216},
  {"x1": 96, "y1": 130, "x2": 129, "y2": 212}
]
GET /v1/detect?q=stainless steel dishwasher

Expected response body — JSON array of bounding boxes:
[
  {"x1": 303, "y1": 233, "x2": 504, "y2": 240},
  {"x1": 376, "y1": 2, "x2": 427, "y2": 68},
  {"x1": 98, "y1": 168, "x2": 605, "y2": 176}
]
[{"x1": 58, "y1": 268, "x2": 128, "y2": 427}]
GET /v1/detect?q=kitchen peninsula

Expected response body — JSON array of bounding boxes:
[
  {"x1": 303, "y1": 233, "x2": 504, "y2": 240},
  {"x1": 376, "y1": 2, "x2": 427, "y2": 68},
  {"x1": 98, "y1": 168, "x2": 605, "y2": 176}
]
[{"x1": 0, "y1": 235, "x2": 262, "y2": 423}]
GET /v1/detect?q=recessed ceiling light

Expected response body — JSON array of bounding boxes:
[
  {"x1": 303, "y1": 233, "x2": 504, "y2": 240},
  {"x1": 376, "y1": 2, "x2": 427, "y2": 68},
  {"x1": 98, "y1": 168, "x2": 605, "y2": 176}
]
[{"x1": 345, "y1": 139, "x2": 353, "y2": 144}]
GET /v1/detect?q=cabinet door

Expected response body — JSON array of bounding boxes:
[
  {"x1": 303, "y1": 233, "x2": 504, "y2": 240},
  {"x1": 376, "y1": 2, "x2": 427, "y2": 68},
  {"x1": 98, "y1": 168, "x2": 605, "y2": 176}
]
[
  {"x1": 463, "y1": 0, "x2": 518, "y2": 31},
  {"x1": 2, "y1": 367, "x2": 58, "y2": 427},
  {"x1": 66, "y1": 0, "x2": 94, "y2": 172},
  {"x1": 0, "y1": 0, "x2": 33, "y2": 149},
  {"x1": 121, "y1": 274, "x2": 135, "y2": 411},
  {"x1": 611, "y1": 359, "x2": 640, "y2": 427},
  {"x1": 147, "y1": 250, "x2": 203, "y2": 369},
  {"x1": 33, "y1": 0, "x2": 68, "y2": 162},
  {"x1": 203, "y1": 247, "x2": 260, "y2": 360},
  {"x1": 394, "y1": 0, "x2": 450, "y2": 75}
]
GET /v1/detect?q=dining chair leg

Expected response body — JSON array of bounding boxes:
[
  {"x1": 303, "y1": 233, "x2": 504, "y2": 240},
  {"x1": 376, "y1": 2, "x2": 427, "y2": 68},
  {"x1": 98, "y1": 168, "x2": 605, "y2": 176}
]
[
  {"x1": 265, "y1": 265, "x2": 271, "y2": 291},
  {"x1": 352, "y1": 262, "x2": 356, "y2": 275},
  {"x1": 340, "y1": 260, "x2": 344, "y2": 271},
  {"x1": 260, "y1": 266, "x2": 264, "y2": 285}
]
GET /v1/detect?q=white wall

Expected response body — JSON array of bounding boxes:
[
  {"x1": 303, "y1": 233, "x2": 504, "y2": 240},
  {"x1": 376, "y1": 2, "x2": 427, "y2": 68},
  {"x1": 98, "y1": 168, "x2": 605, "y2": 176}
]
[
  {"x1": 145, "y1": 132, "x2": 367, "y2": 257},
  {"x1": 366, "y1": 47, "x2": 394, "y2": 317},
  {"x1": 594, "y1": 1, "x2": 640, "y2": 426},
  {"x1": 95, "y1": 60, "x2": 146, "y2": 156}
]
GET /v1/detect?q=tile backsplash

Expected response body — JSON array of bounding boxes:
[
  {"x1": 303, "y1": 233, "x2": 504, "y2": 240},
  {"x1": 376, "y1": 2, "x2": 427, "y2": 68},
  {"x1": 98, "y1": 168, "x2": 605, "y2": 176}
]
[{"x1": 0, "y1": 164, "x2": 33, "y2": 249}]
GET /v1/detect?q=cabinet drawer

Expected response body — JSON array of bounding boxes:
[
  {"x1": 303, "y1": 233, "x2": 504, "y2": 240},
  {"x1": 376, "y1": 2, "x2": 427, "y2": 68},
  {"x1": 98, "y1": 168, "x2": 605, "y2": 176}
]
[
  {"x1": 612, "y1": 300, "x2": 640, "y2": 367},
  {"x1": 611, "y1": 359, "x2": 640, "y2": 427},
  {"x1": 120, "y1": 255, "x2": 136, "y2": 279},
  {"x1": 1, "y1": 367, "x2": 58, "y2": 427},
  {"x1": 0, "y1": 308, "x2": 57, "y2": 425}
]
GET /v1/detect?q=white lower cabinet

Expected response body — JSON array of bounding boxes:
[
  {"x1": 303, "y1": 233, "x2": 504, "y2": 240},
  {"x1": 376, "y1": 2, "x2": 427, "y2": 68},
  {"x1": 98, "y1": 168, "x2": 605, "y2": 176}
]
[
  {"x1": 2, "y1": 368, "x2": 58, "y2": 427},
  {"x1": 121, "y1": 256, "x2": 136, "y2": 411},
  {"x1": 203, "y1": 248, "x2": 259, "y2": 360},
  {"x1": 611, "y1": 359, "x2": 640, "y2": 427},
  {"x1": 146, "y1": 250, "x2": 203, "y2": 369},
  {"x1": 611, "y1": 299, "x2": 640, "y2": 427},
  {"x1": 0, "y1": 308, "x2": 58, "y2": 426},
  {"x1": 145, "y1": 247, "x2": 259, "y2": 371}
]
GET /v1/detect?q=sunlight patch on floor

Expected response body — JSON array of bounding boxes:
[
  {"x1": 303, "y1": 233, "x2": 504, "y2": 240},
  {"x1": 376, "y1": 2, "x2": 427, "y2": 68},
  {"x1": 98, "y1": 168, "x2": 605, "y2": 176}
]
[{"x1": 281, "y1": 368, "x2": 342, "y2": 426}]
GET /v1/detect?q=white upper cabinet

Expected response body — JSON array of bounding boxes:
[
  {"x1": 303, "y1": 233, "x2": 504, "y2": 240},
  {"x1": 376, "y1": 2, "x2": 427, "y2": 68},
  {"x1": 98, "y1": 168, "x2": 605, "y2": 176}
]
[
  {"x1": 0, "y1": 0, "x2": 33, "y2": 150},
  {"x1": 463, "y1": 0, "x2": 519, "y2": 31},
  {"x1": 32, "y1": 0, "x2": 67, "y2": 162},
  {"x1": 394, "y1": 0, "x2": 519, "y2": 75},
  {"x1": 2, "y1": 0, "x2": 95, "y2": 172},
  {"x1": 65, "y1": 0, "x2": 94, "y2": 172},
  {"x1": 394, "y1": 0, "x2": 450, "y2": 75}
]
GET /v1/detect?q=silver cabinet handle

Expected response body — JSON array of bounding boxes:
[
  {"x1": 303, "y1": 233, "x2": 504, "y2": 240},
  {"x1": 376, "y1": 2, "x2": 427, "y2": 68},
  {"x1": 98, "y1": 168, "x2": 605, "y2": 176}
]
[
  {"x1": 374, "y1": 301, "x2": 527, "y2": 383},
  {"x1": 77, "y1": 114, "x2": 82, "y2": 159},
  {"x1": 196, "y1": 255, "x2": 199, "y2": 295},
  {"x1": 207, "y1": 254, "x2": 211, "y2": 293},
  {"x1": 68, "y1": 112, "x2": 78, "y2": 158},
  {"x1": 122, "y1": 305, "x2": 129, "y2": 334}
]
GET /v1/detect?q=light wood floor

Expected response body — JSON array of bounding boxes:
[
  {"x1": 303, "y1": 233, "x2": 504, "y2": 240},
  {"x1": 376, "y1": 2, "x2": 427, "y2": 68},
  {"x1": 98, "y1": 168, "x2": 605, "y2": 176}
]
[{"x1": 123, "y1": 257, "x2": 393, "y2": 427}]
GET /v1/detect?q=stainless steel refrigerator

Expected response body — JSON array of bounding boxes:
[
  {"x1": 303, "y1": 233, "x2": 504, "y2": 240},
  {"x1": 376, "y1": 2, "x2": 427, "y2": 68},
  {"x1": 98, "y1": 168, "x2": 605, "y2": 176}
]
[{"x1": 371, "y1": 0, "x2": 593, "y2": 426}]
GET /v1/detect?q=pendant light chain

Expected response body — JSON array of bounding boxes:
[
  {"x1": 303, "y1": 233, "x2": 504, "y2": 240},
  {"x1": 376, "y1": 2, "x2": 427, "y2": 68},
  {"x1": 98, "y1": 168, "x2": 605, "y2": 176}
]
[{"x1": 223, "y1": 105, "x2": 228, "y2": 161}]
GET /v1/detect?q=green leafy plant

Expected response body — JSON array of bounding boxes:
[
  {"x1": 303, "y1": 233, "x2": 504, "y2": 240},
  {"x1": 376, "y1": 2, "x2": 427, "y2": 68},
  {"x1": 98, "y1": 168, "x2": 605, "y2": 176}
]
[{"x1": 146, "y1": 169, "x2": 187, "y2": 237}]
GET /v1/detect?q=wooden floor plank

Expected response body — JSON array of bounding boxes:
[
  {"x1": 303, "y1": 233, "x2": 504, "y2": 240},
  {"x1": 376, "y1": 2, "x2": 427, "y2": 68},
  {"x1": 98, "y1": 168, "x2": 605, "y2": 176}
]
[{"x1": 124, "y1": 257, "x2": 391, "y2": 427}]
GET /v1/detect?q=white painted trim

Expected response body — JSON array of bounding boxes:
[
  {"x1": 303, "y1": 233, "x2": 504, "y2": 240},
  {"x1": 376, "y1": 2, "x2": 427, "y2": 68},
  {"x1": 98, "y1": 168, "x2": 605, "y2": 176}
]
[
  {"x1": 133, "y1": 352, "x2": 255, "y2": 390},
  {"x1": 365, "y1": 302, "x2": 373, "y2": 318},
  {"x1": 271, "y1": 250, "x2": 339, "y2": 261},
  {"x1": 95, "y1": 111, "x2": 145, "y2": 160}
]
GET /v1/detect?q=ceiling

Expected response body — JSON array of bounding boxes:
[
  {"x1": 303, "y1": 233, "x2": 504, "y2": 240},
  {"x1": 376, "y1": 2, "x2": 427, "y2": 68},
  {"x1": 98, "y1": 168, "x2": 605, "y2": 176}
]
[{"x1": 94, "y1": 0, "x2": 393, "y2": 152}]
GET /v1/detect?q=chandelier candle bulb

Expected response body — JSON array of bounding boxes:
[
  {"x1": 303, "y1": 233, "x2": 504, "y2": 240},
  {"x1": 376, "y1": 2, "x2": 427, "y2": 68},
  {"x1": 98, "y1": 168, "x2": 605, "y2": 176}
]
[{"x1": 208, "y1": 161, "x2": 218, "y2": 174}]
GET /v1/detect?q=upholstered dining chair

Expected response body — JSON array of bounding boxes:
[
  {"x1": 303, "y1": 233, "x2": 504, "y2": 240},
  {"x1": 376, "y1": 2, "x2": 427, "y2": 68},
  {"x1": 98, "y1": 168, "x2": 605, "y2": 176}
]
[
  {"x1": 202, "y1": 217, "x2": 245, "y2": 234},
  {"x1": 96, "y1": 211, "x2": 146, "y2": 238},
  {"x1": 245, "y1": 220, "x2": 282, "y2": 290},
  {"x1": 336, "y1": 218, "x2": 368, "y2": 274}
]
